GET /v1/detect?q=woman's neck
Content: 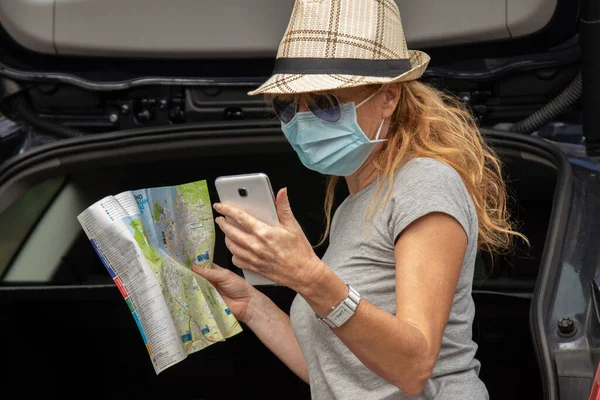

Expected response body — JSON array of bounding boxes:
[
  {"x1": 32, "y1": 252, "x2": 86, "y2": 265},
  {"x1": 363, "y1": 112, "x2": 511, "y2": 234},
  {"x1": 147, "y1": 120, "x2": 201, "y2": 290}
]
[{"x1": 345, "y1": 164, "x2": 379, "y2": 196}]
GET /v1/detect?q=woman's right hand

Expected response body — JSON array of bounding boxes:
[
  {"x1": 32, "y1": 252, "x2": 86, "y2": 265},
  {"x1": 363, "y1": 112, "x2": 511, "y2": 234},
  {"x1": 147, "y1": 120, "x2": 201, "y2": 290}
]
[{"x1": 192, "y1": 263, "x2": 258, "y2": 324}]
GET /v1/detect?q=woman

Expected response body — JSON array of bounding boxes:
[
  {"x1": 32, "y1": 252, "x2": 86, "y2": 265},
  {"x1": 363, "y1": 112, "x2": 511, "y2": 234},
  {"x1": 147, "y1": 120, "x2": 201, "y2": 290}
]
[{"x1": 193, "y1": 1, "x2": 524, "y2": 399}]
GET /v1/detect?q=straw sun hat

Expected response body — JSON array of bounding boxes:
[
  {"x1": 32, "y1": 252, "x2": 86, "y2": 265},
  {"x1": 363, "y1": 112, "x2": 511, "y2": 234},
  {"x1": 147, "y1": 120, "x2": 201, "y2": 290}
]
[{"x1": 248, "y1": 0, "x2": 430, "y2": 96}]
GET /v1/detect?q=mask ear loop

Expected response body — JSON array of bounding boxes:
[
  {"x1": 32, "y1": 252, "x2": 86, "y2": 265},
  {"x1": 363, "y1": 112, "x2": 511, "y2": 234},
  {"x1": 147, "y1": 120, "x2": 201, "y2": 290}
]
[
  {"x1": 375, "y1": 118, "x2": 386, "y2": 140},
  {"x1": 355, "y1": 85, "x2": 388, "y2": 141},
  {"x1": 356, "y1": 85, "x2": 385, "y2": 108}
]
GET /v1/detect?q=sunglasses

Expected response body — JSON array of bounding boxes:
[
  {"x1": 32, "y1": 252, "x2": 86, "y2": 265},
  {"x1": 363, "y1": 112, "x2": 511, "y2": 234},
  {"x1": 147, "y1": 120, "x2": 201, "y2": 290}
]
[{"x1": 272, "y1": 93, "x2": 342, "y2": 124}]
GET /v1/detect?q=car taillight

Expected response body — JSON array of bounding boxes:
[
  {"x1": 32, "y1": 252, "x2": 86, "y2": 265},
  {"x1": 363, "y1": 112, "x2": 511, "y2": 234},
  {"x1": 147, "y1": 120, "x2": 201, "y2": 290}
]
[{"x1": 589, "y1": 361, "x2": 600, "y2": 400}]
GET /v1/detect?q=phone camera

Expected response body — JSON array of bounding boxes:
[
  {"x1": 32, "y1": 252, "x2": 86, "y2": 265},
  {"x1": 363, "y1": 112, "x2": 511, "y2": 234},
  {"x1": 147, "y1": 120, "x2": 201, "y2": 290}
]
[{"x1": 238, "y1": 187, "x2": 248, "y2": 197}]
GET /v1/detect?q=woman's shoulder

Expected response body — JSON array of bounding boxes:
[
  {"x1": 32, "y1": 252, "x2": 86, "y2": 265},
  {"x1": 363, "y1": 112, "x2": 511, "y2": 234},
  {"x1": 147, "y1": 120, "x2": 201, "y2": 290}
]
[
  {"x1": 388, "y1": 157, "x2": 477, "y2": 239},
  {"x1": 391, "y1": 157, "x2": 475, "y2": 218},
  {"x1": 394, "y1": 157, "x2": 464, "y2": 187}
]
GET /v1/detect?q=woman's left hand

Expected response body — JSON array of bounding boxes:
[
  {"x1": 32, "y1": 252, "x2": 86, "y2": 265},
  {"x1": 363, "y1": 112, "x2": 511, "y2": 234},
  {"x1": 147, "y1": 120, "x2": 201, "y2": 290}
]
[{"x1": 213, "y1": 188, "x2": 326, "y2": 293}]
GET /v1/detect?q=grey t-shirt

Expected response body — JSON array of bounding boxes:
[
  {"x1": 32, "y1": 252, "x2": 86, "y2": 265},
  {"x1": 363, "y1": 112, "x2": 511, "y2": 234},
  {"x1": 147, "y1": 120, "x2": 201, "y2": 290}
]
[{"x1": 290, "y1": 158, "x2": 489, "y2": 400}]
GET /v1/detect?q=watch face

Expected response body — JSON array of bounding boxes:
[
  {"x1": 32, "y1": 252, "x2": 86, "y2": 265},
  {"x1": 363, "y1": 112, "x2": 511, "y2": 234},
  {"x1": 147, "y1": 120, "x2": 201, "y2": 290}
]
[
  {"x1": 329, "y1": 303, "x2": 353, "y2": 327},
  {"x1": 321, "y1": 285, "x2": 360, "y2": 328}
]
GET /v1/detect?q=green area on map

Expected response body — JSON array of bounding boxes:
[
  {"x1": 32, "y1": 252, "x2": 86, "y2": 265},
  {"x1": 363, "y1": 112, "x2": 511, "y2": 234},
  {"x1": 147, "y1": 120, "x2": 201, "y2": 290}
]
[{"x1": 128, "y1": 180, "x2": 242, "y2": 355}]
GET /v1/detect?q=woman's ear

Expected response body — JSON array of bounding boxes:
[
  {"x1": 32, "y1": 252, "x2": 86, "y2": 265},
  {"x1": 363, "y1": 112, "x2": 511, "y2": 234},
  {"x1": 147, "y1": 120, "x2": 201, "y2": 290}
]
[{"x1": 381, "y1": 83, "x2": 401, "y2": 119}]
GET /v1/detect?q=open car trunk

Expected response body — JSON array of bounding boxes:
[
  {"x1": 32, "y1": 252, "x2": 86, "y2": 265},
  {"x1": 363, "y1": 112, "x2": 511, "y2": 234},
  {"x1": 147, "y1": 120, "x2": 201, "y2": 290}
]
[
  {"x1": 0, "y1": 0, "x2": 587, "y2": 397},
  {"x1": 0, "y1": 123, "x2": 570, "y2": 399}
]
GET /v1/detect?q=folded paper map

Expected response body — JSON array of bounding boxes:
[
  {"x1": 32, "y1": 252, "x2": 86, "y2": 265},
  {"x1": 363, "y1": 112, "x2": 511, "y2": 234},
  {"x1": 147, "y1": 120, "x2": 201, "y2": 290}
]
[{"x1": 77, "y1": 180, "x2": 242, "y2": 374}]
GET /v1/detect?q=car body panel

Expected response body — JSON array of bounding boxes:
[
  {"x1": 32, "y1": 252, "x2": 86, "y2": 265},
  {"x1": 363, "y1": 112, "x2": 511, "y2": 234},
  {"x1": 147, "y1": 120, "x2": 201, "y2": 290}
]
[{"x1": 0, "y1": 0, "x2": 557, "y2": 57}]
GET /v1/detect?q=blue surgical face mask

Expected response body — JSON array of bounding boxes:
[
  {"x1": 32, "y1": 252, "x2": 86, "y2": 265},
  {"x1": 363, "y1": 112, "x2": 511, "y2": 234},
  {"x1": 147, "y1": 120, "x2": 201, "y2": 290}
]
[{"x1": 281, "y1": 90, "x2": 387, "y2": 176}]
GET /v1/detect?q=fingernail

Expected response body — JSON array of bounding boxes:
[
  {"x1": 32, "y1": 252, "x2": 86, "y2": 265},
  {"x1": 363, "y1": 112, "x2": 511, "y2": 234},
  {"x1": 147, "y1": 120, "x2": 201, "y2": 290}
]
[
  {"x1": 213, "y1": 203, "x2": 221, "y2": 209},
  {"x1": 215, "y1": 216, "x2": 222, "y2": 224}
]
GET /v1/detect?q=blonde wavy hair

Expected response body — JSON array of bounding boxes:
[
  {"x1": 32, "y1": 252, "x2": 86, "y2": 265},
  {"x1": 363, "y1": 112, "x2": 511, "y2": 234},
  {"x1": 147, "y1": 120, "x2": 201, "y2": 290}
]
[{"x1": 269, "y1": 81, "x2": 526, "y2": 254}]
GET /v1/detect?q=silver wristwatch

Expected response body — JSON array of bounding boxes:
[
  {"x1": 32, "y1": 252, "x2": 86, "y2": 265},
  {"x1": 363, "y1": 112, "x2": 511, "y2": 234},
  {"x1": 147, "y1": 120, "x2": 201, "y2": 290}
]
[{"x1": 317, "y1": 285, "x2": 361, "y2": 329}]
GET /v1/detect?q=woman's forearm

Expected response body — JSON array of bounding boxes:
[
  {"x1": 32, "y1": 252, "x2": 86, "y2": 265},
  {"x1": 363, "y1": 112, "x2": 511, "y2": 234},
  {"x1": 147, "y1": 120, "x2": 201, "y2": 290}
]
[
  {"x1": 299, "y1": 267, "x2": 433, "y2": 397},
  {"x1": 244, "y1": 291, "x2": 310, "y2": 383}
]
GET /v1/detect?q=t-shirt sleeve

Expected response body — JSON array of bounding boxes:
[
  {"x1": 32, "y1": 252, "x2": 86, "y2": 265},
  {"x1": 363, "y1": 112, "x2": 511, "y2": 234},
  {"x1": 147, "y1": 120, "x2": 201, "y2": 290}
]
[{"x1": 389, "y1": 158, "x2": 474, "y2": 243}]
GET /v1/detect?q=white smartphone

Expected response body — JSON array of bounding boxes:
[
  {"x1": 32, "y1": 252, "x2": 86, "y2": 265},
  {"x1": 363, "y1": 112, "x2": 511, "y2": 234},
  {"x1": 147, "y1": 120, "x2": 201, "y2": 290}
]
[{"x1": 214, "y1": 173, "x2": 280, "y2": 286}]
